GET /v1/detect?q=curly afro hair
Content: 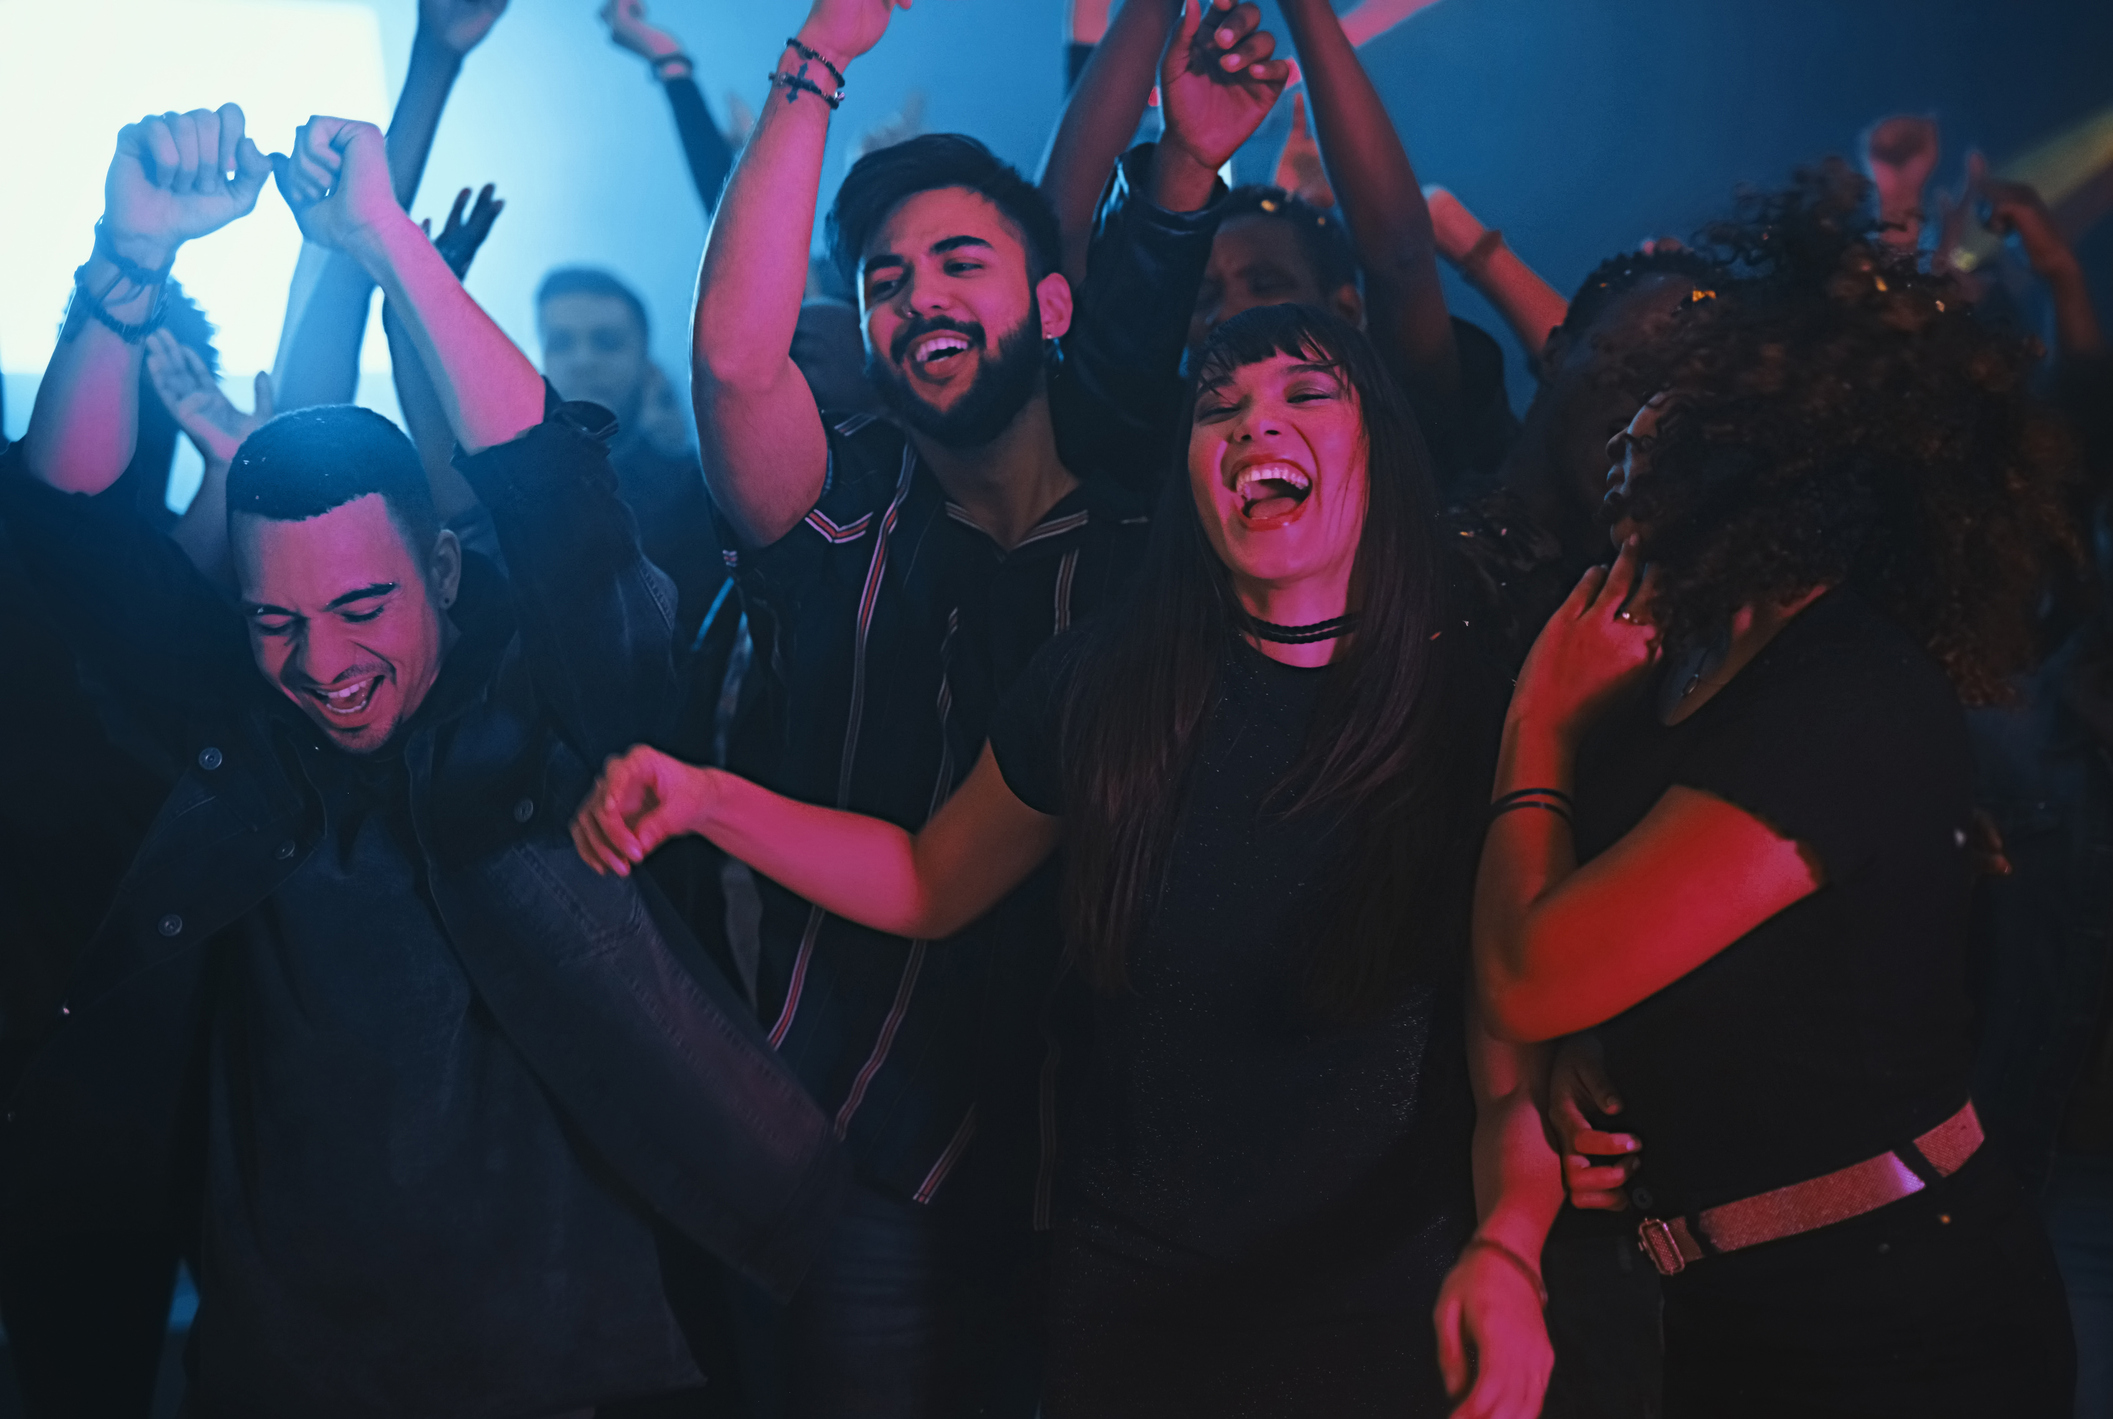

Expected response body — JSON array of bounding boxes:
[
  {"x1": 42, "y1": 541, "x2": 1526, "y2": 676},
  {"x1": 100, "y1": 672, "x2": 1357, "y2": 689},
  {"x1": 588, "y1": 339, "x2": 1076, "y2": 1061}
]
[{"x1": 1615, "y1": 159, "x2": 2081, "y2": 704}]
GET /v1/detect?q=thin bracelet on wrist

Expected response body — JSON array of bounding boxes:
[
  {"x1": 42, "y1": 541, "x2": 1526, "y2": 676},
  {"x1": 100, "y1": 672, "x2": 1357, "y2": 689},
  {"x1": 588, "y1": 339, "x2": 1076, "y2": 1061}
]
[
  {"x1": 93, "y1": 220, "x2": 175, "y2": 287},
  {"x1": 650, "y1": 50, "x2": 693, "y2": 79},
  {"x1": 69, "y1": 263, "x2": 168, "y2": 343},
  {"x1": 1463, "y1": 1235, "x2": 1548, "y2": 1309},
  {"x1": 783, "y1": 36, "x2": 846, "y2": 91}
]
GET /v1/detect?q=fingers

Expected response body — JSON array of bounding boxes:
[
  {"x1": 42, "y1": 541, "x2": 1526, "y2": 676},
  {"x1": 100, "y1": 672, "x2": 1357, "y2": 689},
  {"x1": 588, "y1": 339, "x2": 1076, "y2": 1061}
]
[
  {"x1": 1221, "y1": 25, "x2": 1276, "y2": 75},
  {"x1": 1172, "y1": 0, "x2": 1203, "y2": 58},
  {"x1": 1595, "y1": 534, "x2": 1642, "y2": 614},
  {"x1": 1433, "y1": 1295, "x2": 1468, "y2": 1399},
  {"x1": 214, "y1": 102, "x2": 244, "y2": 184},
  {"x1": 446, "y1": 185, "x2": 472, "y2": 233},
  {"x1": 571, "y1": 801, "x2": 629, "y2": 876},
  {"x1": 139, "y1": 114, "x2": 182, "y2": 187},
  {"x1": 232, "y1": 137, "x2": 271, "y2": 209},
  {"x1": 1563, "y1": 563, "x2": 1609, "y2": 620},
  {"x1": 253, "y1": 371, "x2": 276, "y2": 423},
  {"x1": 1209, "y1": 0, "x2": 1260, "y2": 52}
]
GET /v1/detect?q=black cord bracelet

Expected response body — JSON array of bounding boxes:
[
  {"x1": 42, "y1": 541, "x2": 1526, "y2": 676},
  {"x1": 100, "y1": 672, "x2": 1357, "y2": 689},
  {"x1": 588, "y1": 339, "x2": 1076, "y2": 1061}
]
[
  {"x1": 650, "y1": 50, "x2": 694, "y2": 77},
  {"x1": 768, "y1": 69, "x2": 842, "y2": 110},
  {"x1": 93, "y1": 220, "x2": 175, "y2": 288},
  {"x1": 1488, "y1": 798, "x2": 1573, "y2": 829},
  {"x1": 69, "y1": 264, "x2": 168, "y2": 343},
  {"x1": 1492, "y1": 786, "x2": 1573, "y2": 810}
]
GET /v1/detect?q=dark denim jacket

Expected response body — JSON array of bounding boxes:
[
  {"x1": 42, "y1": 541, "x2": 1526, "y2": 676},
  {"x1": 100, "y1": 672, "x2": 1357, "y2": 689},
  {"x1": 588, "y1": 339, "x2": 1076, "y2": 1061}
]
[
  {"x1": 1968, "y1": 620, "x2": 2113, "y2": 1194},
  {"x1": 0, "y1": 397, "x2": 846, "y2": 1300}
]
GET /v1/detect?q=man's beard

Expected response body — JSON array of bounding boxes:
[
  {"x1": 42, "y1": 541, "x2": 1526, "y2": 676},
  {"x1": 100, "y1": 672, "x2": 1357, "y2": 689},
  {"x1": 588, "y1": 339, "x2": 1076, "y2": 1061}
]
[{"x1": 866, "y1": 314, "x2": 1046, "y2": 450}]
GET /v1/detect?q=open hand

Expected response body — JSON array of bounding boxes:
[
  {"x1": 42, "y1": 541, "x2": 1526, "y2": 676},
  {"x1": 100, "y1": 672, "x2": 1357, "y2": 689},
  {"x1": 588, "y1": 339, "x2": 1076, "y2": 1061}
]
[
  {"x1": 572, "y1": 744, "x2": 718, "y2": 876},
  {"x1": 144, "y1": 329, "x2": 273, "y2": 465},
  {"x1": 1976, "y1": 165, "x2": 2079, "y2": 280},
  {"x1": 1509, "y1": 536, "x2": 1660, "y2": 753},
  {"x1": 796, "y1": 0, "x2": 911, "y2": 70},
  {"x1": 600, "y1": 0, "x2": 682, "y2": 62},
  {"x1": 421, "y1": 0, "x2": 509, "y2": 55},
  {"x1": 1546, "y1": 1032, "x2": 1640, "y2": 1211},
  {"x1": 104, "y1": 106, "x2": 271, "y2": 270},
  {"x1": 272, "y1": 116, "x2": 403, "y2": 254},
  {"x1": 1433, "y1": 1241, "x2": 1554, "y2": 1419},
  {"x1": 1271, "y1": 92, "x2": 1334, "y2": 209},
  {"x1": 427, "y1": 183, "x2": 505, "y2": 280},
  {"x1": 1160, "y1": 0, "x2": 1290, "y2": 175}
]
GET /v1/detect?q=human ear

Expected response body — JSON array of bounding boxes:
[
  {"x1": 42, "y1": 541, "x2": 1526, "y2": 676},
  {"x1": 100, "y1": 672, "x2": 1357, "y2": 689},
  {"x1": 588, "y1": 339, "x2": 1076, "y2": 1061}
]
[
  {"x1": 431, "y1": 528, "x2": 462, "y2": 611},
  {"x1": 1331, "y1": 283, "x2": 1365, "y2": 330},
  {"x1": 1035, "y1": 270, "x2": 1075, "y2": 342}
]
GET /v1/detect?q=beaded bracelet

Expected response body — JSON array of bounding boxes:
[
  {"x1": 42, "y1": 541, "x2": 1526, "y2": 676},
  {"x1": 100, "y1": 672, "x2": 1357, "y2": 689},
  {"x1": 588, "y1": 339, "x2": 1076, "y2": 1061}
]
[
  {"x1": 783, "y1": 36, "x2": 846, "y2": 92},
  {"x1": 768, "y1": 69, "x2": 841, "y2": 110}
]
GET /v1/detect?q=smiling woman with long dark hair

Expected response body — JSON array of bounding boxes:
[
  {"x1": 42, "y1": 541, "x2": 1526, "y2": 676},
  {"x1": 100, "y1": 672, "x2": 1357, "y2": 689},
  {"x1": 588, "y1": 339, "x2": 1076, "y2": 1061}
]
[{"x1": 573, "y1": 305, "x2": 1564, "y2": 1418}]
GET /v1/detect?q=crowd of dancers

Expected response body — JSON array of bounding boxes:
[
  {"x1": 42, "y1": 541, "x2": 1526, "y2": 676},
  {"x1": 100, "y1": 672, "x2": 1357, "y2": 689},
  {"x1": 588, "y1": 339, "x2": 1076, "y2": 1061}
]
[{"x1": 1, "y1": 0, "x2": 2108, "y2": 1416}]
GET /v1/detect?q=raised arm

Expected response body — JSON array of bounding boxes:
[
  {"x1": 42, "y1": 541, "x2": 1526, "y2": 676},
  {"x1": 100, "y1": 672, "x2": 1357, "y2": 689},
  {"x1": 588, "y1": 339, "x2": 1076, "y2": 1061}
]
[
  {"x1": 693, "y1": 0, "x2": 904, "y2": 548},
  {"x1": 1039, "y1": 0, "x2": 1181, "y2": 286},
  {"x1": 601, "y1": 0, "x2": 739, "y2": 213},
  {"x1": 1276, "y1": 0, "x2": 1458, "y2": 404},
  {"x1": 271, "y1": 0, "x2": 507, "y2": 409},
  {"x1": 1425, "y1": 185, "x2": 1569, "y2": 361},
  {"x1": 146, "y1": 328, "x2": 274, "y2": 583},
  {"x1": 22, "y1": 106, "x2": 269, "y2": 495},
  {"x1": 574, "y1": 743, "x2": 1061, "y2": 941},
  {"x1": 1338, "y1": 0, "x2": 1442, "y2": 47},
  {"x1": 275, "y1": 117, "x2": 540, "y2": 451}
]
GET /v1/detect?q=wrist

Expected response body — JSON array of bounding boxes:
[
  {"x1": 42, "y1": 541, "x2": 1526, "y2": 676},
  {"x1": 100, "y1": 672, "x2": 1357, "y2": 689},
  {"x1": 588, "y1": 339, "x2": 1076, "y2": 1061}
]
[
  {"x1": 410, "y1": 23, "x2": 472, "y2": 67},
  {"x1": 1148, "y1": 136, "x2": 1223, "y2": 214},
  {"x1": 97, "y1": 222, "x2": 179, "y2": 275},
  {"x1": 1497, "y1": 711, "x2": 1578, "y2": 789},
  {"x1": 789, "y1": 28, "x2": 855, "y2": 77},
  {"x1": 344, "y1": 209, "x2": 427, "y2": 282}
]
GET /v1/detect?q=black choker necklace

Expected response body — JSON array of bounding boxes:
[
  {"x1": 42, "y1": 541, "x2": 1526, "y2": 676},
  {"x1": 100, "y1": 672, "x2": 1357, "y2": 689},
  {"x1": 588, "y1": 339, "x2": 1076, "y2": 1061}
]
[{"x1": 1247, "y1": 613, "x2": 1360, "y2": 645}]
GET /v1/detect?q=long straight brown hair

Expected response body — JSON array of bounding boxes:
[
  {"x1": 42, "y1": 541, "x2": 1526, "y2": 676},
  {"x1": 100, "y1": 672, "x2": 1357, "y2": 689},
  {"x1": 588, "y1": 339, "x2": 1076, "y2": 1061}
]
[{"x1": 1056, "y1": 305, "x2": 1486, "y2": 1020}]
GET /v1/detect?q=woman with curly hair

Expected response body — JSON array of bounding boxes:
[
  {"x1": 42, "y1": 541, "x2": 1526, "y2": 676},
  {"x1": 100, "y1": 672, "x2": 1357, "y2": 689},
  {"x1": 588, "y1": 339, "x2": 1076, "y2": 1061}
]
[
  {"x1": 574, "y1": 304, "x2": 1564, "y2": 1417},
  {"x1": 1473, "y1": 165, "x2": 2079, "y2": 1416}
]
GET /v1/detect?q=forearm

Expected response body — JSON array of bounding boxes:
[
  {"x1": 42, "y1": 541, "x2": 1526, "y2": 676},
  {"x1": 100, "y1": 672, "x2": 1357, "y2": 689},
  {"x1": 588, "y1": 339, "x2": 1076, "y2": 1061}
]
[
  {"x1": 381, "y1": 299, "x2": 479, "y2": 521},
  {"x1": 1462, "y1": 240, "x2": 1569, "y2": 361},
  {"x1": 387, "y1": 28, "x2": 466, "y2": 209},
  {"x1": 664, "y1": 75, "x2": 737, "y2": 213},
  {"x1": 1041, "y1": 0, "x2": 1179, "y2": 281},
  {"x1": 1471, "y1": 714, "x2": 1582, "y2": 1038},
  {"x1": 350, "y1": 215, "x2": 542, "y2": 454},
  {"x1": 20, "y1": 243, "x2": 164, "y2": 494},
  {"x1": 1470, "y1": 1053, "x2": 1565, "y2": 1261},
  {"x1": 696, "y1": 769, "x2": 945, "y2": 938},
  {"x1": 170, "y1": 454, "x2": 233, "y2": 586},
  {"x1": 1339, "y1": 0, "x2": 1439, "y2": 47},
  {"x1": 1277, "y1": 0, "x2": 1456, "y2": 389},
  {"x1": 2044, "y1": 260, "x2": 2107, "y2": 359}
]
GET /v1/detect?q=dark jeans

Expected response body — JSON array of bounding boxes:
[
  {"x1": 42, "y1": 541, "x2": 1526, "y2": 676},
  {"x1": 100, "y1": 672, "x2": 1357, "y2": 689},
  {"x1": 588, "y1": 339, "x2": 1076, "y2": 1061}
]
[
  {"x1": 772, "y1": 1182, "x2": 1043, "y2": 1419},
  {"x1": 1661, "y1": 1150, "x2": 2074, "y2": 1417},
  {"x1": 2046, "y1": 1151, "x2": 2113, "y2": 1419},
  {"x1": 1540, "y1": 1221, "x2": 1663, "y2": 1419}
]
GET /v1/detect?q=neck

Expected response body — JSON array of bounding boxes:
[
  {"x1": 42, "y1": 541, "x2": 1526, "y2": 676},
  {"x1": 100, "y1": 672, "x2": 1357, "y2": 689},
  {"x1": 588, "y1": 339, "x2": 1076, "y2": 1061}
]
[
  {"x1": 1664, "y1": 584, "x2": 1830, "y2": 722},
  {"x1": 908, "y1": 391, "x2": 1079, "y2": 551},
  {"x1": 1233, "y1": 572, "x2": 1355, "y2": 669}
]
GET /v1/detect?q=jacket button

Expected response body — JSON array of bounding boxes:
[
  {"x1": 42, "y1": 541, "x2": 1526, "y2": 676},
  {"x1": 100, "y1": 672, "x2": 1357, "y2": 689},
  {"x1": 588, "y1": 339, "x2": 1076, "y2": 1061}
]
[
  {"x1": 1630, "y1": 1186, "x2": 1656, "y2": 1212},
  {"x1": 512, "y1": 798, "x2": 536, "y2": 823},
  {"x1": 197, "y1": 746, "x2": 223, "y2": 771},
  {"x1": 157, "y1": 914, "x2": 184, "y2": 938},
  {"x1": 276, "y1": 839, "x2": 297, "y2": 860}
]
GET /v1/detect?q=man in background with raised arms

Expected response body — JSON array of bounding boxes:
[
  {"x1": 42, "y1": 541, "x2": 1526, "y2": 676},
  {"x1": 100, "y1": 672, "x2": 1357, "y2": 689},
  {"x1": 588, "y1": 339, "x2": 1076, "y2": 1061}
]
[
  {"x1": 0, "y1": 103, "x2": 842, "y2": 1417},
  {"x1": 688, "y1": 0, "x2": 1289, "y2": 1409}
]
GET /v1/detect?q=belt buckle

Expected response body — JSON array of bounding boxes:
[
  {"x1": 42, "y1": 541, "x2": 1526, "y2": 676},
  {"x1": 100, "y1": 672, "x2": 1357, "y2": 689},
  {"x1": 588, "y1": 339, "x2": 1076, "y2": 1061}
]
[{"x1": 1637, "y1": 1217, "x2": 1686, "y2": 1276}]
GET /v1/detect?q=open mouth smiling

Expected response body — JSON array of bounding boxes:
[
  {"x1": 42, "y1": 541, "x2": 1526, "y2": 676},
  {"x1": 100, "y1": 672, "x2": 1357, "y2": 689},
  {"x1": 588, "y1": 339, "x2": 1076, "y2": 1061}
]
[
  {"x1": 904, "y1": 328, "x2": 978, "y2": 379},
  {"x1": 307, "y1": 675, "x2": 383, "y2": 723},
  {"x1": 1232, "y1": 460, "x2": 1313, "y2": 525}
]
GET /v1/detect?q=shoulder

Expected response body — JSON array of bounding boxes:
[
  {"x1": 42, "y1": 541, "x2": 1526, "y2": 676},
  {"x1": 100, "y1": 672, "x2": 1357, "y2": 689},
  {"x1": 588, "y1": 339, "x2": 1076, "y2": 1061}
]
[{"x1": 1736, "y1": 590, "x2": 1960, "y2": 731}]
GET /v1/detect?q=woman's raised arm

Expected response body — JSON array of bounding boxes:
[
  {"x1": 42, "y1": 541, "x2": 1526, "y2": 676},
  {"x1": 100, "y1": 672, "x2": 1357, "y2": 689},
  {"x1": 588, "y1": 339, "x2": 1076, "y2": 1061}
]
[{"x1": 573, "y1": 743, "x2": 1062, "y2": 942}]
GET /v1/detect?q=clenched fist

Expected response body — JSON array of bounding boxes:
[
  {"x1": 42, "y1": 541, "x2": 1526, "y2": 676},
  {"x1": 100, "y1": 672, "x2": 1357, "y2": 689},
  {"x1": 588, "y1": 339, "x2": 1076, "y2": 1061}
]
[
  {"x1": 271, "y1": 116, "x2": 405, "y2": 255},
  {"x1": 104, "y1": 105, "x2": 271, "y2": 270}
]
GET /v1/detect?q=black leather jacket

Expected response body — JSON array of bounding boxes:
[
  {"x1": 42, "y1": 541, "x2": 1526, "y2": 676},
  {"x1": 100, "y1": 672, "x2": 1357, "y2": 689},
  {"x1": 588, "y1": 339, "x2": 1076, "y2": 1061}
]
[{"x1": 0, "y1": 397, "x2": 846, "y2": 1303}]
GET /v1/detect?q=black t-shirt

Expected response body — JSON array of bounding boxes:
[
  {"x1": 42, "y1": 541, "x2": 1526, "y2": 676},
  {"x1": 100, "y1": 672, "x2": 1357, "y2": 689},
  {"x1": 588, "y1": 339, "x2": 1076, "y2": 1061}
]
[
  {"x1": 1574, "y1": 589, "x2": 1981, "y2": 1216},
  {"x1": 989, "y1": 634, "x2": 1475, "y2": 1301}
]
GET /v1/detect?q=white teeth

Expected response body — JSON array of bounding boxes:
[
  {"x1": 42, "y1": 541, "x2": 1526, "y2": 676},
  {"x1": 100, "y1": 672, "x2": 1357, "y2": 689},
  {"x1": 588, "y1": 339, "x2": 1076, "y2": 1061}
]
[
  {"x1": 915, "y1": 334, "x2": 971, "y2": 364},
  {"x1": 1233, "y1": 463, "x2": 1311, "y2": 496}
]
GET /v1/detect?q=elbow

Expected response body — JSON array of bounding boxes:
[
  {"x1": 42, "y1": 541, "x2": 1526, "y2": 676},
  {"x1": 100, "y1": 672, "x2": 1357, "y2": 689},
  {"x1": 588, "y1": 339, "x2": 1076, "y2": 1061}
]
[{"x1": 1473, "y1": 950, "x2": 1565, "y2": 1046}]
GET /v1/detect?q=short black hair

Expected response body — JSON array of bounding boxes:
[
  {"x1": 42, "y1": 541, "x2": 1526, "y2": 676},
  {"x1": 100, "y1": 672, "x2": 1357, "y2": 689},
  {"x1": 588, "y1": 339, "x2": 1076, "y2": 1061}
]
[
  {"x1": 827, "y1": 134, "x2": 1062, "y2": 294},
  {"x1": 536, "y1": 266, "x2": 650, "y2": 342},
  {"x1": 1557, "y1": 247, "x2": 1727, "y2": 341},
  {"x1": 1220, "y1": 186, "x2": 1360, "y2": 295},
  {"x1": 226, "y1": 406, "x2": 439, "y2": 555}
]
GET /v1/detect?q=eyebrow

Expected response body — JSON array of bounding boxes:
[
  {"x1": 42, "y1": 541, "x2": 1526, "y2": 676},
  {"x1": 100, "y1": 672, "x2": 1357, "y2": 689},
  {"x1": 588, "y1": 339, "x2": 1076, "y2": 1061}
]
[
  {"x1": 326, "y1": 582, "x2": 398, "y2": 611},
  {"x1": 1195, "y1": 359, "x2": 1343, "y2": 398},
  {"x1": 863, "y1": 234, "x2": 996, "y2": 277}
]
